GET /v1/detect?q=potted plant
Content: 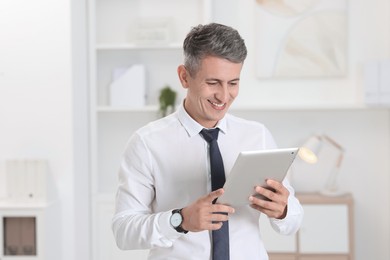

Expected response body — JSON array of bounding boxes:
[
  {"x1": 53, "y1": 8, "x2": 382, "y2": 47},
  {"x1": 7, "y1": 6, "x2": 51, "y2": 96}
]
[{"x1": 159, "y1": 85, "x2": 177, "y2": 117}]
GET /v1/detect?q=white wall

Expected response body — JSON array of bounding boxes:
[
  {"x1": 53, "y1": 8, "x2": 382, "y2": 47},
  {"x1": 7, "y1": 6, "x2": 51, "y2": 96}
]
[
  {"x1": 0, "y1": 0, "x2": 88, "y2": 259},
  {"x1": 213, "y1": 0, "x2": 390, "y2": 108}
]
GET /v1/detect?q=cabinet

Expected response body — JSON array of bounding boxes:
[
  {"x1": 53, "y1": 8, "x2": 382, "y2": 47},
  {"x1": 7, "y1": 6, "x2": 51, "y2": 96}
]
[
  {"x1": 88, "y1": 1, "x2": 212, "y2": 259},
  {"x1": 0, "y1": 201, "x2": 60, "y2": 260},
  {"x1": 261, "y1": 193, "x2": 354, "y2": 260}
]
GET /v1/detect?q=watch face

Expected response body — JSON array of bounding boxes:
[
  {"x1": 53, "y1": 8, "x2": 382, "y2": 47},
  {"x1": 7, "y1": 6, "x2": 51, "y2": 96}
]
[{"x1": 170, "y1": 212, "x2": 183, "y2": 228}]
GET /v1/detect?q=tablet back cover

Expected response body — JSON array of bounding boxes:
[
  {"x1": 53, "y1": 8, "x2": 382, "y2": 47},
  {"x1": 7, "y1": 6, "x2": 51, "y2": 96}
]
[{"x1": 217, "y1": 148, "x2": 299, "y2": 207}]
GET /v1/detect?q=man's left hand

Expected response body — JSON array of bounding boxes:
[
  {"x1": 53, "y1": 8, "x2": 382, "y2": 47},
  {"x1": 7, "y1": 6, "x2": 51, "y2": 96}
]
[{"x1": 249, "y1": 179, "x2": 289, "y2": 219}]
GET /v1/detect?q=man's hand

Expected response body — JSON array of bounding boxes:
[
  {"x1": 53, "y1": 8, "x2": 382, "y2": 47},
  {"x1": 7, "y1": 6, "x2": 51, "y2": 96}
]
[
  {"x1": 249, "y1": 179, "x2": 289, "y2": 219},
  {"x1": 181, "y1": 189, "x2": 235, "y2": 232}
]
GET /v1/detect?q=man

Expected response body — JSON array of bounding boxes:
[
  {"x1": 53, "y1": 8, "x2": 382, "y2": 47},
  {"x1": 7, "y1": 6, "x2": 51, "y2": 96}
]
[{"x1": 112, "y1": 23, "x2": 303, "y2": 259}]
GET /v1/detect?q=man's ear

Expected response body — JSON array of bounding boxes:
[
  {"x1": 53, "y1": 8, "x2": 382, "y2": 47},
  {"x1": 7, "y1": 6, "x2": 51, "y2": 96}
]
[{"x1": 177, "y1": 65, "x2": 190, "y2": 89}]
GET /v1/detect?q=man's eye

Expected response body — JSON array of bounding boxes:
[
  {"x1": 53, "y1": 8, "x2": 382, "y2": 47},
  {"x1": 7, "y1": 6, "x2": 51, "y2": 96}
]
[{"x1": 207, "y1": 82, "x2": 218, "y2": 86}]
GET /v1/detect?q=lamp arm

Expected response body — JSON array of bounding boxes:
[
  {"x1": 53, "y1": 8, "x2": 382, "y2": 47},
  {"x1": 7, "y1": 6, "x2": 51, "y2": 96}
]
[
  {"x1": 336, "y1": 153, "x2": 344, "y2": 168},
  {"x1": 323, "y1": 135, "x2": 344, "y2": 151},
  {"x1": 323, "y1": 135, "x2": 345, "y2": 168},
  {"x1": 322, "y1": 135, "x2": 345, "y2": 195}
]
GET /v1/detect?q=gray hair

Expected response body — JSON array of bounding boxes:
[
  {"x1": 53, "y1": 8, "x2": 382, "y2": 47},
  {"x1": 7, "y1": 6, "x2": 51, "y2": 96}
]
[{"x1": 183, "y1": 23, "x2": 247, "y2": 77}]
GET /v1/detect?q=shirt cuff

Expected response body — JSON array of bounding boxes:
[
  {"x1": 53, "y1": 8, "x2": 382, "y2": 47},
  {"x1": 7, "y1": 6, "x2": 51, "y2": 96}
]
[{"x1": 269, "y1": 195, "x2": 303, "y2": 235}]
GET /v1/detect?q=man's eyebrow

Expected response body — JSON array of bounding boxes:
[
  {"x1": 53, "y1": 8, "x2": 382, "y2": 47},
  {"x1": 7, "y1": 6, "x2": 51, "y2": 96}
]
[{"x1": 205, "y1": 78, "x2": 240, "y2": 82}]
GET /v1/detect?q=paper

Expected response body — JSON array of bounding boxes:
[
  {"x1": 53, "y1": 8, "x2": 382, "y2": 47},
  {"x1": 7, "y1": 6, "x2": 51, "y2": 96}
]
[
  {"x1": 5, "y1": 159, "x2": 50, "y2": 202},
  {"x1": 109, "y1": 65, "x2": 146, "y2": 108}
]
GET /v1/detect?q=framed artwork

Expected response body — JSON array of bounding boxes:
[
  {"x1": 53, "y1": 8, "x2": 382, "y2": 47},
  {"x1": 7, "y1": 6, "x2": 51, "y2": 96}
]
[{"x1": 255, "y1": 0, "x2": 348, "y2": 78}]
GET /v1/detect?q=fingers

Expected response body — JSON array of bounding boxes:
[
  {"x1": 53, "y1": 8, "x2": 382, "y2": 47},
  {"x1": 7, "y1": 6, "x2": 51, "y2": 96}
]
[
  {"x1": 207, "y1": 188, "x2": 224, "y2": 202},
  {"x1": 212, "y1": 203, "x2": 235, "y2": 214},
  {"x1": 196, "y1": 210, "x2": 230, "y2": 231},
  {"x1": 266, "y1": 179, "x2": 289, "y2": 195},
  {"x1": 208, "y1": 220, "x2": 227, "y2": 231},
  {"x1": 249, "y1": 179, "x2": 289, "y2": 219},
  {"x1": 207, "y1": 210, "x2": 230, "y2": 231},
  {"x1": 254, "y1": 179, "x2": 289, "y2": 202},
  {"x1": 206, "y1": 189, "x2": 235, "y2": 214},
  {"x1": 249, "y1": 194, "x2": 286, "y2": 218},
  {"x1": 182, "y1": 189, "x2": 235, "y2": 232}
]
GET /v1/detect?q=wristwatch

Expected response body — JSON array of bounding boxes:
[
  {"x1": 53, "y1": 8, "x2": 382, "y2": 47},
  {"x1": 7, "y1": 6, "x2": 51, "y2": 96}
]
[{"x1": 170, "y1": 208, "x2": 188, "y2": 234}]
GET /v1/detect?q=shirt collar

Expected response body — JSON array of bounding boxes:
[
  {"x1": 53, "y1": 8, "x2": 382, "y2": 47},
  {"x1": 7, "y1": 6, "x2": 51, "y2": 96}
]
[{"x1": 177, "y1": 102, "x2": 228, "y2": 137}]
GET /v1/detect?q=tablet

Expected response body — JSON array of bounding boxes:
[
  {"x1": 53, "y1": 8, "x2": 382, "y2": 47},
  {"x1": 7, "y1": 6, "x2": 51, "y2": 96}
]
[{"x1": 217, "y1": 147, "x2": 299, "y2": 207}]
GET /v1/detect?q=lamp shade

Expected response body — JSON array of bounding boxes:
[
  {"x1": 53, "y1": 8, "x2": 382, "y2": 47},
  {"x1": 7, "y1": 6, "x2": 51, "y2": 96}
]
[{"x1": 298, "y1": 135, "x2": 322, "y2": 164}]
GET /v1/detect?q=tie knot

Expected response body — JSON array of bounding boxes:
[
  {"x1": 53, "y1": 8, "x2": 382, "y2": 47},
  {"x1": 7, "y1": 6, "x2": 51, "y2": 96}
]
[{"x1": 200, "y1": 128, "x2": 219, "y2": 143}]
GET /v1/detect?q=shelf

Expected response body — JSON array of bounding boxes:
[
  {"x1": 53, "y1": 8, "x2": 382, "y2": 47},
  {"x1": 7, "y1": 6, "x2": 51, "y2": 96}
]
[
  {"x1": 97, "y1": 106, "x2": 159, "y2": 112},
  {"x1": 0, "y1": 200, "x2": 53, "y2": 209},
  {"x1": 297, "y1": 192, "x2": 353, "y2": 204},
  {"x1": 96, "y1": 43, "x2": 182, "y2": 51}
]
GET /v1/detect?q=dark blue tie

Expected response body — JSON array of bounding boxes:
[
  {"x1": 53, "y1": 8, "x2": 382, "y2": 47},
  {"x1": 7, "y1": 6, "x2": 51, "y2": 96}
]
[{"x1": 200, "y1": 128, "x2": 230, "y2": 260}]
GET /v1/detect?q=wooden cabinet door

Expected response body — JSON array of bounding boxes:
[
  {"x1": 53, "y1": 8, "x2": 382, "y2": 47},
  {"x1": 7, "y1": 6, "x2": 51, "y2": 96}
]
[{"x1": 299, "y1": 205, "x2": 349, "y2": 254}]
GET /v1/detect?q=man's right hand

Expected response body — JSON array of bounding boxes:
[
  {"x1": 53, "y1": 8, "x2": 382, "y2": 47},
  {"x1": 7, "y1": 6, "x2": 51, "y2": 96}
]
[{"x1": 180, "y1": 188, "x2": 235, "y2": 232}]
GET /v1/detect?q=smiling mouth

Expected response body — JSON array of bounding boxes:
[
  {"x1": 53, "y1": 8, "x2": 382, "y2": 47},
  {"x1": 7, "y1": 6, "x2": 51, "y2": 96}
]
[{"x1": 208, "y1": 100, "x2": 226, "y2": 109}]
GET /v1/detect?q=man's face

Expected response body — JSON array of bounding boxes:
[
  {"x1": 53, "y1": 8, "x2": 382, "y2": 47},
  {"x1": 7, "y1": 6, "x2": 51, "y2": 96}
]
[{"x1": 179, "y1": 56, "x2": 243, "y2": 128}]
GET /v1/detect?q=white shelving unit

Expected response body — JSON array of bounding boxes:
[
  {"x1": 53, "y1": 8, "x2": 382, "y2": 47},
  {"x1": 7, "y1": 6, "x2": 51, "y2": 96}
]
[{"x1": 88, "y1": 1, "x2": 212, "y2": 259}]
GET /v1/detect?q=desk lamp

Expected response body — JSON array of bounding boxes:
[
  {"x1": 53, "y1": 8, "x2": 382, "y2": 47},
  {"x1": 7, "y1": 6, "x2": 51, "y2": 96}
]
[{"x1": 298, "y1": 135, "x2": 345, "y2": 196}]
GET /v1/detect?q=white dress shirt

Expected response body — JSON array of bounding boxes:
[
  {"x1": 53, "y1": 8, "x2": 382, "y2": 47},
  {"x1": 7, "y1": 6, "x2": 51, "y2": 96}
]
[{"x1": 112, "y1": 104, "x2": 304, "y2": 260}]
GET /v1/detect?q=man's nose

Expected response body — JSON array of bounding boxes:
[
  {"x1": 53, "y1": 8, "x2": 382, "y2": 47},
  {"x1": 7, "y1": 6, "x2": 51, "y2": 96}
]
[{"x1": 215, "y1": 84, "x2": 229, "y2": 102}]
